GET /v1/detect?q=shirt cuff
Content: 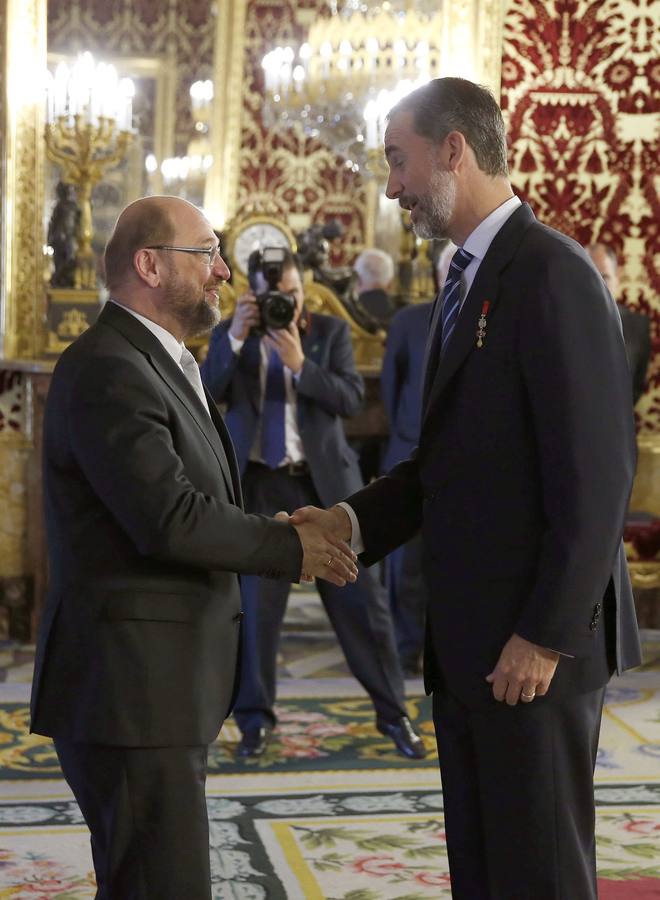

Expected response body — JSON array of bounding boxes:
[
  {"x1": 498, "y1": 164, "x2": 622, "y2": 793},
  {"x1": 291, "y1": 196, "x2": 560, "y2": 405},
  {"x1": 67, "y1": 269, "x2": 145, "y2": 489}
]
[
  {"x1": 228, "y1": 333, "x2": 245, "y2": 354},
  {"x1": 336, "y1": 502, "x2": 365, "y2": 554}
]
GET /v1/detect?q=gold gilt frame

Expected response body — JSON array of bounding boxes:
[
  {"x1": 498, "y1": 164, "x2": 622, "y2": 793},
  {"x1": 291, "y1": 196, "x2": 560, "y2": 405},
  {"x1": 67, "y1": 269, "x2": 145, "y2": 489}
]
[{"x1": 1, "y1": 0, "x2": 47, "y2": 360}]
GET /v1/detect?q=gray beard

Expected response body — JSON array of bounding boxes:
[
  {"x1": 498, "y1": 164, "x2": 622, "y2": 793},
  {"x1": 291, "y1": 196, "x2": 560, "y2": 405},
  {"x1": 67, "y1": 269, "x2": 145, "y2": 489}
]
[
  {"x1": 411, "y1": 170, "x2": 456, "y2": 241},
  {"x1": 186, "y1": 298, "x2": 221, "y2": 337}
]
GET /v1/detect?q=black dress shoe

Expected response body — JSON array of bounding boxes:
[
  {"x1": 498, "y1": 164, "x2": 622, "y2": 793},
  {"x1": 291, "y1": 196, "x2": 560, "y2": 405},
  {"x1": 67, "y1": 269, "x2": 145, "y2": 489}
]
[
  {"x1": 237, "y1": 726, "x2": 272, "y2": 758},
  {"x1": 376, "y1": 716, "x2": 426, "y2": 759}
]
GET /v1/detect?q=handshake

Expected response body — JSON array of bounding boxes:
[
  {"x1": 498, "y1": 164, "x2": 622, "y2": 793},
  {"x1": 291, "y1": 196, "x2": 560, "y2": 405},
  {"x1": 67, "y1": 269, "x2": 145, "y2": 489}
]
[{"x1": 275, "y1": 505, "x2": 357, "y2": 586}]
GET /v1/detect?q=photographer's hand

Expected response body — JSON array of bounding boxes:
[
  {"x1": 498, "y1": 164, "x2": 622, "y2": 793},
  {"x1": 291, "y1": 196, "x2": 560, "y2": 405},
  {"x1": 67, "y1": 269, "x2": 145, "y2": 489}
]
[
  {"x1": 229, "y1": 292, "x2": 260, "y2": 342},
  {"x1": 264, "y1": 323, "x2": 304, "y2": 375}
]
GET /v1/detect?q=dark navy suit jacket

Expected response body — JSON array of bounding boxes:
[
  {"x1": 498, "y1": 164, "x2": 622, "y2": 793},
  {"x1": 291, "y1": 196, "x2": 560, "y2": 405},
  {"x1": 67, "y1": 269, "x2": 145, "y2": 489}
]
[
  {"x1": 347, "y1": 204, "x2": 641, "y2": 705},
  {"x1": 201, "y1": 312, "x2": 366, "y2": 506},
  {"x1": 381, "y1": 302, "x2": 433, "y2": 472}
]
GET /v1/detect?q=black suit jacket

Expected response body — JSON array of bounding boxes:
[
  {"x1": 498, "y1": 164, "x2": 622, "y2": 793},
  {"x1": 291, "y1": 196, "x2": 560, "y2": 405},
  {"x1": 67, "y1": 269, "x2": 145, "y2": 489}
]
[
  {"x1": 617, "y1": 303, "x2": 652, "y2": 404},
  {"x1": 201, "y1": 313, "x2": 366, "y2": 506},
  {"x1": 30, "y1": 302, "x2": 302, "y2": 746},
  {"x1": 348, "y1": 204, "x2": 641, "y2": 705},
  {"x1": 357, "y1": 288, "x2": 396, "y2": 327}
]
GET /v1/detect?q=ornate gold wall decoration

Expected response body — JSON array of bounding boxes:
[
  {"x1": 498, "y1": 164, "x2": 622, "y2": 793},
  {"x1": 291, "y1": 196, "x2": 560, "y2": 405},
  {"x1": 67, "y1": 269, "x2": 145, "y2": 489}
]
[
  {"x1": 0, "y1": 445, "x2": 29, "y2": 577},
  {"x1": 502, "y1": 0, "x2": 659, "y2": 433},
  {"x1": 1, "y1": 0, "x2": 47, "y2": 359},
  {"x1": 0, "y1": 370, "x2": 32, "y2": 589},
  {"x1": 205, "y1": 0, "x2": 249, "y2": 228}
]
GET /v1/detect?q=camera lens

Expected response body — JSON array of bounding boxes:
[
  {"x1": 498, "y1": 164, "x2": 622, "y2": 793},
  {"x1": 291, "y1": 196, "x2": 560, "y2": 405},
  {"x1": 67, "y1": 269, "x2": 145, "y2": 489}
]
[{"x1": 262, "y1": 292, "x2": 296, "y2": 329}]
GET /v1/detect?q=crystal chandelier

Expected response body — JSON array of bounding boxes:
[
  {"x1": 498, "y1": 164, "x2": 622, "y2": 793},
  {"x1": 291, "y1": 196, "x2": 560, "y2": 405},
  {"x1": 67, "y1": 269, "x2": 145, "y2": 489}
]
[
  {"x1": 145, "y1": 80, "x2": 214, "y2": 206},
  {"x1": 261, "y1": 0, "x2": 443, "y2": 170}
]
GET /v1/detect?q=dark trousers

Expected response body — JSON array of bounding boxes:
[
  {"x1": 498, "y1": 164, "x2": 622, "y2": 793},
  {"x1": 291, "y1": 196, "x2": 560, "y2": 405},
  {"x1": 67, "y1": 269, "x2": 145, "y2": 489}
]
[
  {"x1": 386, "y1": 531, "x2": 428, "y2": 666},
  {"x1": 54, "y1": 739, "x2": 211, "y2": 900},
  {"x1": 432, "y1": 685, "x2": 605, "y2": 900},
  {"x1": 233, "y1": 463, "x2": 407, "y2": 733}
]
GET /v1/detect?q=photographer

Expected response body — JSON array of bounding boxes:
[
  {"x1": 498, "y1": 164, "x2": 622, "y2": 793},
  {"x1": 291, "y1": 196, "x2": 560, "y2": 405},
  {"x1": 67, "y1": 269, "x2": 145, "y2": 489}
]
[{"x1": 201, "y1": 249, "x2": 425, "y2": 760}]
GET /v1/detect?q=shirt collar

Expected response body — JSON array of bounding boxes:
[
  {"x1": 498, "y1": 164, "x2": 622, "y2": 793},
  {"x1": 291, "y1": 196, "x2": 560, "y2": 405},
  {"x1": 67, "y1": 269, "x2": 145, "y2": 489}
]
[
  {"x1": 109, "y1": 298, "x2": 185, "y2": 366},
  {"x1": 463, "y1": 195, "x2": 522, "y2": 263}
]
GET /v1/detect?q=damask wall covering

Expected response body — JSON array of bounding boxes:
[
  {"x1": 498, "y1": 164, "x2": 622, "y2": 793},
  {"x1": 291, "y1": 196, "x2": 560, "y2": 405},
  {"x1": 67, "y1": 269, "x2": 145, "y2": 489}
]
[
  {"x1": 240, "y1": 0, "x2": 658, "y2": 424},
  {"x1": 501, "y1": 0, "x2": 659, "y2": 431}
]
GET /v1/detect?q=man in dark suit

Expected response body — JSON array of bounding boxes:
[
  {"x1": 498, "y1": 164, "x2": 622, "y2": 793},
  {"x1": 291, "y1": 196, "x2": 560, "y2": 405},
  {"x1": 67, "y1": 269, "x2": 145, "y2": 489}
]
[
  {"x1": 29, "y1": 196, "x2": 358, "y2": 900},
  {"x1": 292, "y1": 78, "x2": 641, "y2": 898},
  {"x1": 353, "y1": 248, "x2": 397, "y2": 327},
  {"x1": 380, "y1": 301, "x2": 432, "y2": 674},
  {"x1": 586, "y1": 242, "x2": 652, "y2": 405},
  {"x1": 200, "y1": 250, "x2": 425, "y2": 761}
]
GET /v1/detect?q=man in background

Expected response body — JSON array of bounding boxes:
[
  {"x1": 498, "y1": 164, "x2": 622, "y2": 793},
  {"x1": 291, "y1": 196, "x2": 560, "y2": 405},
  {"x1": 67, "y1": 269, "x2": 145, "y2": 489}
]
[
  {"x1": 30, "y1": 196, "x2": 357, "y2": 900},
  {"x1": 353, "y1": 247, "x2": 397, "y2": 327},
  {"x1": 201, "y1": 249, "x2": 426, "y2": 761},
  {"x1": 586, "y1": 242, "x2": 652, "y2": 405}
]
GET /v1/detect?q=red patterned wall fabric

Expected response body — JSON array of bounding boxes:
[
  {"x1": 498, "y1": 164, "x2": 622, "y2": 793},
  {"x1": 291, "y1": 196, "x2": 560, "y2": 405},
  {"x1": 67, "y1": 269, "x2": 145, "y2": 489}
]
[
  {"x1": 239, "y1": 0, "x2": 367, "y2": 264},
  {"x1": 501, "y1": 0, "x2": 659, "y2": 432}
]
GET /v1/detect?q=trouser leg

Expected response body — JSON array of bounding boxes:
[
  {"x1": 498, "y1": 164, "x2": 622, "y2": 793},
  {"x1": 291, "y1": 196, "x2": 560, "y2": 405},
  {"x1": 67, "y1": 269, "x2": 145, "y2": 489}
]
[
  {"x1": 318, "y1": 564, "x2": 407, "y2": 723},
  {"x1": 433, "y1": 686, "x2": 604, "y2": 900},
  {"x1": 54, "y1": 740, "x2": 211, "y2": 900},
  {"x1": 232, "y1": 574, "x2": 290, "y2": 733}
]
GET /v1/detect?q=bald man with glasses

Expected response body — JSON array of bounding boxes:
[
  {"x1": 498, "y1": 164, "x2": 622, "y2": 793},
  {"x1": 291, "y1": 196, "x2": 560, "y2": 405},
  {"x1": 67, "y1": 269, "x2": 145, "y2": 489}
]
[{"x1": 30, "y1": 195, "x2": 358, "y2": 900}]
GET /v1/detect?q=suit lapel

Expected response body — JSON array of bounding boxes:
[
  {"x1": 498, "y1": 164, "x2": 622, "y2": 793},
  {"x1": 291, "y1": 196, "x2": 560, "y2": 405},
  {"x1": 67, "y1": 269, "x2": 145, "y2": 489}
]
[
  {"x1": 422, "y1": 203, "x2": 536, "y2": 425},
  {"x1": 99, "y1": 303, "x2": 237, "y2": 503},
  {"x1": 205, "y1": 387, "x2": 243, "y2": 508},
  {"x1": 421, "y1": 291, "x2": 442, "y2": 408}
]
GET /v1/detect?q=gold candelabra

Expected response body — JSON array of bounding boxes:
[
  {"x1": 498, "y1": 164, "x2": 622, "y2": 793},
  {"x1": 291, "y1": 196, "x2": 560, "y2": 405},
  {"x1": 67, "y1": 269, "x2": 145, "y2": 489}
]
[{"x1": 45, "y1": 114, "x2": 133, "y2": 289}]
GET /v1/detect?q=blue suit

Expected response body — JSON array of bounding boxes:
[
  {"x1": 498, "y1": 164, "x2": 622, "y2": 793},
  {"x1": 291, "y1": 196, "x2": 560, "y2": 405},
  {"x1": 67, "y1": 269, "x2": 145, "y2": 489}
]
[
  {"x1": 201, "y1": 312, "x2": 407, "y2": 732},
  {"x1": 380, "y1": 303, "x2": 433, "y2": 669}
]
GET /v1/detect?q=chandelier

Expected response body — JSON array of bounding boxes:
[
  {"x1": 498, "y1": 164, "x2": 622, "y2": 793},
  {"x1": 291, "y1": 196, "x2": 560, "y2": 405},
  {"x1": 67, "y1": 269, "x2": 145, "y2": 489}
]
[
  {"x1": 145, "y1": 80, "x2": 214, "y2": 208},
  {"x1": 261, "y1": 0, "x2": 442, "y2": 170}
]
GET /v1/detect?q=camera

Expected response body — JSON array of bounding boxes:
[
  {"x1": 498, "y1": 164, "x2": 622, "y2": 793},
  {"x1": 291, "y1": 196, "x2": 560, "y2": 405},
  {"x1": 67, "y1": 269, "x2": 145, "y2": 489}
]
[{"x1": 247, "y1": 247, "x2": 297, "y2": 332}]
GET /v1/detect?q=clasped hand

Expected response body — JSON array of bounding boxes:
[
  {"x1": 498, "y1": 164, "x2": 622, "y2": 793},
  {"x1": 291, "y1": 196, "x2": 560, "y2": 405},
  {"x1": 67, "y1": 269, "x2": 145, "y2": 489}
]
[{"x1": 275, "y1": 505, "x2": 356, "y2": 586}]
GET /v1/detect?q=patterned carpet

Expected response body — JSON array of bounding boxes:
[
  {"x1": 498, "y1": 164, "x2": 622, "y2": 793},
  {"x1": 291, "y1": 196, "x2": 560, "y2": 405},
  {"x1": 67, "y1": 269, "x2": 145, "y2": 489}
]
[{"x1": 0, "y1": 593, "x2": 658, "y2": 898}]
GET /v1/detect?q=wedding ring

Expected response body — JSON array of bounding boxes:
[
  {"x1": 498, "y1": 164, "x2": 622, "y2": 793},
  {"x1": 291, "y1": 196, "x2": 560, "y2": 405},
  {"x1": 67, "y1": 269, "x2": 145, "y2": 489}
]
[
  {"x1": 327, "y1": 556, "x2": 334, "y2": 568},
  {"x1": 521, "y1": 690, "x2": 536, "y2": 701}
]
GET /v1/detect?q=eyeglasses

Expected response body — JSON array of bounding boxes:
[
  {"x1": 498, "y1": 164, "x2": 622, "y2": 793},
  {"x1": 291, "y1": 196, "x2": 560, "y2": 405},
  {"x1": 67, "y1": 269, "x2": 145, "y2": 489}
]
[{"x1": 145, "y1": 245, "x2": 222, "y2": 266}]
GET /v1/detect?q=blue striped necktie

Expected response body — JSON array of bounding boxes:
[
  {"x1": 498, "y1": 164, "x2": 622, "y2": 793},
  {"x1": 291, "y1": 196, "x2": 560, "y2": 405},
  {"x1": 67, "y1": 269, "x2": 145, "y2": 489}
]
[
  {"x1": 440, "y1": 247, "x2": 474, "y2": 354},
  {"x1": 261, "y1": 348, "x2": 286, "y2": 468}
]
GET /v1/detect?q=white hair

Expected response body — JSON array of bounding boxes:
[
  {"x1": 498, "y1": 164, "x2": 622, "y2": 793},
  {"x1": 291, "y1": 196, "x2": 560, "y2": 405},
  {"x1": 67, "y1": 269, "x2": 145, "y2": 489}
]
[{"x1": 354, "y1": 248, "x2": 395, "y2": 290}]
